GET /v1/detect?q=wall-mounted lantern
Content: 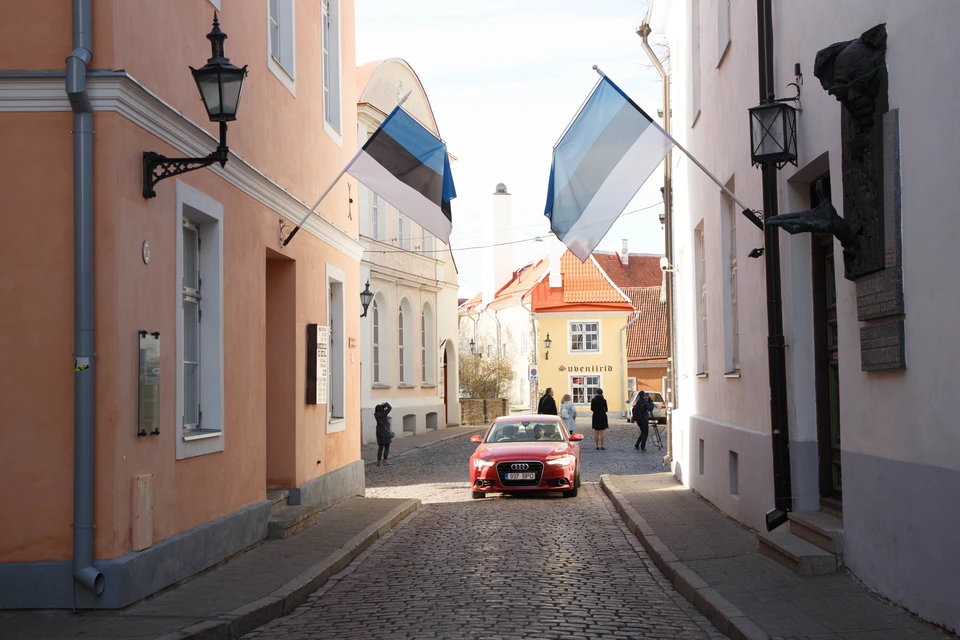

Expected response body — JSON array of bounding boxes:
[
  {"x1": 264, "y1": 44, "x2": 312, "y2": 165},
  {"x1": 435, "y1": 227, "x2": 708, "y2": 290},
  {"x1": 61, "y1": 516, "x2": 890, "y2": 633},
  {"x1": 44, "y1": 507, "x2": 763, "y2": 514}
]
[
  {"x1": 543, "y1": 333, "x2": 552, "y2": 360},
  {"x1": 359, "y1": 281, "x2": 374, "y2": 318},
  {"x1": 748, "y1": 96, "x2": 798, "y2": 170}
]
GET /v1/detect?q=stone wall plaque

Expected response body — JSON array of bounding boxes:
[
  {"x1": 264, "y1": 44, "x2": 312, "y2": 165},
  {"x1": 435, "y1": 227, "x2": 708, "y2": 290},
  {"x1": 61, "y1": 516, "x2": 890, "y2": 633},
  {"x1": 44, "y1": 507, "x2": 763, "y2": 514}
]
[
  {"x1": 860, "y1": 320, "x2": 905, "y2": 371},
  {"x1": 307, "y1": 324, "x2": 330, "y2": 405},
  {"x1": 138, "y1": 331, "x2": 160, "y2": 436},
  {"x1": 856, "y1": 267, "x2": 904, "y2": 321}
]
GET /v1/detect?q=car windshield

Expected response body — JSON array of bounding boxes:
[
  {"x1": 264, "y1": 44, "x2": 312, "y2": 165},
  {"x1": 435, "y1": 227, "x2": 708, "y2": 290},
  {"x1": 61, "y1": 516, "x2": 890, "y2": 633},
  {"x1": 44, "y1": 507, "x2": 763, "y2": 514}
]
[{"x1": 485, "y1": 421, "x2": 565, "y2": 443}]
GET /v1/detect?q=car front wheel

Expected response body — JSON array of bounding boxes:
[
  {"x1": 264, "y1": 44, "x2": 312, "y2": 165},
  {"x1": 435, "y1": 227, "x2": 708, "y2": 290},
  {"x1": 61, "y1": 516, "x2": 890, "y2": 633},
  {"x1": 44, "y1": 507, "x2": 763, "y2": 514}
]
[{"x1": 562, "y1": 468, "x2": 580, "y2": 498}]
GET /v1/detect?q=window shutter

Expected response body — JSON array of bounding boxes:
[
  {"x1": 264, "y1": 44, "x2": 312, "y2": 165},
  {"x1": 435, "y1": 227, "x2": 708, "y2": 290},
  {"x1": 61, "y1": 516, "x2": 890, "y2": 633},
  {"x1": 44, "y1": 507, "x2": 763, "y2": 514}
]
[
  {"x1": 279, "y1": 0, "x2": 295, "y2": 79},
  {"x1": 325, "y1": 0, "x2": 341, "y2": 133}
]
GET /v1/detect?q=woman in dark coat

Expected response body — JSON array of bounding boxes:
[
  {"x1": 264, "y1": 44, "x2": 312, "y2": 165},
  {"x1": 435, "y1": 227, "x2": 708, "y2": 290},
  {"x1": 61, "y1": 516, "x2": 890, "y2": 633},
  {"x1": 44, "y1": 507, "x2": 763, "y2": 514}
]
[
  {"x1": 590, "y1": 389, "x2": 609, "y2": 450},
  {"x1": 374, "y1": 402, "x2": 393, "y2": 466}
]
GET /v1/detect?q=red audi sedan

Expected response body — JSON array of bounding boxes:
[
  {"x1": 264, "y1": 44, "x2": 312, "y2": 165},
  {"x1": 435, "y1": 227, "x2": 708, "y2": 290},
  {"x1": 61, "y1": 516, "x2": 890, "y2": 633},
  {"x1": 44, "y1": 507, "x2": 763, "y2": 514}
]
[{"x1": 469, "y1": 415, "x2": 584, "y2": 499}]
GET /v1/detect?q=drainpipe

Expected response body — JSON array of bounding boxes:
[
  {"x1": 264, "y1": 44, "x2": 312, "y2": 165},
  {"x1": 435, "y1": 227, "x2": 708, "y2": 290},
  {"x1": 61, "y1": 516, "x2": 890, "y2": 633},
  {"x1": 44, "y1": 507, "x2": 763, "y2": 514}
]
[
  {"x1": 66, "y1": 0, "x2": 103, "y2": 597},
  {"x1": 619, "y1": 313, "x2": 642, "y2": 419},
  {"x1": 638, "y1": 18, "x2": 676, "y2": 465}
]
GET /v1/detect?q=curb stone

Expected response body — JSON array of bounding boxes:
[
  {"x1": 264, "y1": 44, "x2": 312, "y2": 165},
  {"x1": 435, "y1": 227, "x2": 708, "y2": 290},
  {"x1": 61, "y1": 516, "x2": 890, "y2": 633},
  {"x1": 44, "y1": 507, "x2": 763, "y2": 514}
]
[
  {"x1": 154, "y1": 498, "x2": 421, "y2": 640},
  {"x1": 600, "y1": 475, "x2": 769, "y2": 640},
  {"x1": 363, "y1": 427, "x2": 486, "y2": 466}
]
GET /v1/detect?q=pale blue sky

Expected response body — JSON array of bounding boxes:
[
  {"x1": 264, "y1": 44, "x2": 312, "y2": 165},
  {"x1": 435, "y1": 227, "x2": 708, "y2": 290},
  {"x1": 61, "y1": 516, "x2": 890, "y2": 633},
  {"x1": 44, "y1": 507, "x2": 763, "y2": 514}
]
[{"x1": 355, "y1": 0, "x2": 667, "y2": 296}]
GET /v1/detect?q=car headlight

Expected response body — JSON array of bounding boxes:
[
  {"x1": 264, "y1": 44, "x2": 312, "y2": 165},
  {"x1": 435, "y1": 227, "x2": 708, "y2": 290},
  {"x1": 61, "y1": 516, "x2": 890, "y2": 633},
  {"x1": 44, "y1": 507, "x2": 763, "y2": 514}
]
[
  {"x1": 473, "y1": 458, "x2": 494, "y2": 469},
  {"x1": 545, "y1": 455, "x2": 574, "y2": 466}
]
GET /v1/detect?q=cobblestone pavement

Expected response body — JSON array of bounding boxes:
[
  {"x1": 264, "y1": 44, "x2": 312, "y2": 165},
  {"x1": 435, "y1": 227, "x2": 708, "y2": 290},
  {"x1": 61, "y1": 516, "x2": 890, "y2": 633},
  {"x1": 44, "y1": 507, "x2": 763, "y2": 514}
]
[{"x1": 243, "y1": 419, "x2": 723, "y2": 639}]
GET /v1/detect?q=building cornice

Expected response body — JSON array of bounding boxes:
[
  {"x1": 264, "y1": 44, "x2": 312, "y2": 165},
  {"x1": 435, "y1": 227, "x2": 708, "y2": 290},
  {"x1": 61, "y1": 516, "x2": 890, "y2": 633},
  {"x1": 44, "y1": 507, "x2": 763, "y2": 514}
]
[{"x1": 0, "y1": 71, "x2": 364, "y2": 261}]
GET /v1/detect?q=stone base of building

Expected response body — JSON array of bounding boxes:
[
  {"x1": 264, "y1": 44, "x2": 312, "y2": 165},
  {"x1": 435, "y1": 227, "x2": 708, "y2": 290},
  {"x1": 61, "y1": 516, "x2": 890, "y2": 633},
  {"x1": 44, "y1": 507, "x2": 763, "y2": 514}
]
[{"x1": 287, "y1": 459, "x2": 365, "y2": 508}]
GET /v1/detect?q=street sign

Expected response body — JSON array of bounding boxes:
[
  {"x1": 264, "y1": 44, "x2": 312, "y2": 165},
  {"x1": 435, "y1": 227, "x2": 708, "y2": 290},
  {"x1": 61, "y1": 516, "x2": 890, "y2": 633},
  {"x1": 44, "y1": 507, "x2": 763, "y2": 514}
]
[{"x1": 528, "y1": 364, "x2": 538, "y2": 379}]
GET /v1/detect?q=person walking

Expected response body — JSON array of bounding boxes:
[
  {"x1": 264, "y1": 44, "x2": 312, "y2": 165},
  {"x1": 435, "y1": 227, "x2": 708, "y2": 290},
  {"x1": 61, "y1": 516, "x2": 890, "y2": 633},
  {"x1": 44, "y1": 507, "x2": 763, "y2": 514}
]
[
  {"x1": 632, "y1": 390, "x2": 655, "y2": 452},
  {"x1": 537, "y1": 387, "x2": 558, "y2": 415},
  {"x1": 559, "y1": 393, "x2": 577, "y2": 435},
  {"x1": 374, "y1": 402, "x2": 393, "y2": 466},
  {"x1": 590, "y1": 389, "x2": 609, "y2": 450}
]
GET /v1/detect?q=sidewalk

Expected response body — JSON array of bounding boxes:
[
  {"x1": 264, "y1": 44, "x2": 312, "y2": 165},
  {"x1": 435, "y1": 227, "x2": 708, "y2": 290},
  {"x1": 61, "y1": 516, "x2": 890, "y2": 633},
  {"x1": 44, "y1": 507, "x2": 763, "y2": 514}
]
[
  {"x1": 601, "y1": 473, "x2": 955, "y2": 640},
  {"x1": 360, "y1": 424, "x2": 486, "y2": 466},
  {"x1": 0, "y1": 424, "x2": 487, "y2": 640}
]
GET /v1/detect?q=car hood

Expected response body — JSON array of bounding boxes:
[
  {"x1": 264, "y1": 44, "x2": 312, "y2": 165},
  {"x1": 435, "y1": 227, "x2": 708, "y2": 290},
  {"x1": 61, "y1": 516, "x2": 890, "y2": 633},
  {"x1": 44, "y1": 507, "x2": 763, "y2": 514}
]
[{"x1": 474, "y1": 442, "x2": 575, "y2": 460}]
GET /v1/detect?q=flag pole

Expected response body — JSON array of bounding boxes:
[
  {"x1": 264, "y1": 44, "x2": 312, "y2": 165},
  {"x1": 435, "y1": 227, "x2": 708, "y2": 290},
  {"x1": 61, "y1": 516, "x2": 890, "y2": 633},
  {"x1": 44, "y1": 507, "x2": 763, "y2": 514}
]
[
  {"x1": 282, "y1": 91, "x2": 416, "y2": 248},
  {"x1": 594, "y1": 66, "x2": 764, "y2": 229}
]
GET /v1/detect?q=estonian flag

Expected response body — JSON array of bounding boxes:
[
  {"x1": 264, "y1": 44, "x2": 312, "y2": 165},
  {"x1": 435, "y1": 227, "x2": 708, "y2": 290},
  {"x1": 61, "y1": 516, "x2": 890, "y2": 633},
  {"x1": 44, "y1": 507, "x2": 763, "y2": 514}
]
[
  {"x1": 347, "y1": 106, "x2": 456, "y2": 245},
  {"x1": 545, "y1": 75, "x2": 674, "y2": 262}
]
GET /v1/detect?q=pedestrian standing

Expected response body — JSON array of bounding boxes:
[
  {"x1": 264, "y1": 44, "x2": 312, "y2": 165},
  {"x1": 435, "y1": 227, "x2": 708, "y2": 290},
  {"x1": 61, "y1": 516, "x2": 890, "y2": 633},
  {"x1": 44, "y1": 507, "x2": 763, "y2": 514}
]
[
  {"x1": 591, "y1": 389, "x2": 609, "y2": 450},
  {"x1": 537, "y1": 387, "x2": 558, "y2": 415},
  {"x1": 375, "y1": 402, "x2": 393, "y2": 466},
  {"x1": 632, "y1": 390, "x2": 655, "y2": 452},
  {"x1": 559, "y1": 393, "x2": 577, "y2": 435}
]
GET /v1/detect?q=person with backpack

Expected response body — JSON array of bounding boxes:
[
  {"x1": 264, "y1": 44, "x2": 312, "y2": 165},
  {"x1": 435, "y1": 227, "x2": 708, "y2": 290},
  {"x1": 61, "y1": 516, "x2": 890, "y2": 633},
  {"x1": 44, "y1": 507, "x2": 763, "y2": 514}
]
[
  {"x1": 559, "y1": 393, "x2": 577, "y2": 435},
  {"x1": 632, "y1": 391, "x2": 655, "y2": 452},
  {"x1": 374, "y1": 402, "x2": 394, "y2": 466},
  {"x1": 537, "y1": 387, "x2": 558, "y2": 415}
]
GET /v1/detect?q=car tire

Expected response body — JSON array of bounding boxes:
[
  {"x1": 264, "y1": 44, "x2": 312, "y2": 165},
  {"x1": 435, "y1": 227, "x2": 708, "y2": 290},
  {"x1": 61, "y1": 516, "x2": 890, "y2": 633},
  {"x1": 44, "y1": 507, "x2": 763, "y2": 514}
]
[
  {"x1": 471, "y1": 490, "x2": 485, "y2": 499},
  {"x1": 563, "y1": 468, "x2": 580, "y2": 498}
]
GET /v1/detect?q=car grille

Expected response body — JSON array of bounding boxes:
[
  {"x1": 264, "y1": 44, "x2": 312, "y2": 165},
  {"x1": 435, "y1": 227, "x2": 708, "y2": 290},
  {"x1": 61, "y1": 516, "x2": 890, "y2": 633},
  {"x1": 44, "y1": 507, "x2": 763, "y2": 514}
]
[{"x1": 496, "y1": 461, "x2": 544, "y2": 487}]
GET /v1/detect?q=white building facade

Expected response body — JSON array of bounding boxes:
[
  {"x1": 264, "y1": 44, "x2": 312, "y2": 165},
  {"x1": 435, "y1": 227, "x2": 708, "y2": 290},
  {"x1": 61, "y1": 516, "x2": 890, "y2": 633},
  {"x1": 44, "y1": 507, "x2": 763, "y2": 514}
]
[
  {"x1": 356, "y1": 59, "x2": 461, "y2": 442},
  {"x1": 650, "y1": 0, "x2": 960, "y2": 632}
]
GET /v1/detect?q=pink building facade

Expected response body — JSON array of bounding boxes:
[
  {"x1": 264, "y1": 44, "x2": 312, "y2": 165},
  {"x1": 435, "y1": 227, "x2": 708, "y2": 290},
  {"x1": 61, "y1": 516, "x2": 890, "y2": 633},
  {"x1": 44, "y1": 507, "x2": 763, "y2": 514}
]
[{"x1": 0, "y1": 0, "x2": 363, "y2": 608}]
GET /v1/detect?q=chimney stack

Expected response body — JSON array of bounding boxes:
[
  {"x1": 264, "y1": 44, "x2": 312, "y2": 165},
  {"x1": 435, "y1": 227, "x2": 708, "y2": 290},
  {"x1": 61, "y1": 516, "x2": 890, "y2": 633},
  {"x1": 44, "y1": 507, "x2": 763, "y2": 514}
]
[
  {"x1": 483, "y1": 183, "x2": 514, "y2": 306},
  {"x1": 621, "y1": 239, "x2": 629, "y2": 266},
  {"x1": 534, "y1": 238, "x2": 543, "y2": 265},
  {"x1": 549, "y1": 235, "x2": 565, "y2": 288}
]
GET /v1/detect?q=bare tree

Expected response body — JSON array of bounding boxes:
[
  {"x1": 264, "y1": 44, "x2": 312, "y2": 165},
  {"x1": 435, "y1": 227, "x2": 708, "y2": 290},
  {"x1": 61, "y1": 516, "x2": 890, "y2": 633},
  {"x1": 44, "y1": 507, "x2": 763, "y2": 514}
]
[{"x1": 458, "y1": 353, "x2": 514, "y2": 399}]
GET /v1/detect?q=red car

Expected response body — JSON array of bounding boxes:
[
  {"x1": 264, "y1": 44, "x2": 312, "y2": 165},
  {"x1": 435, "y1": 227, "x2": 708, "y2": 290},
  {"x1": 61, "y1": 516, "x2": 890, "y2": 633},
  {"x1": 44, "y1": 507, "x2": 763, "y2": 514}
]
[{"x1": 469, "y1": 415, "x2": 584, "y2": 499}]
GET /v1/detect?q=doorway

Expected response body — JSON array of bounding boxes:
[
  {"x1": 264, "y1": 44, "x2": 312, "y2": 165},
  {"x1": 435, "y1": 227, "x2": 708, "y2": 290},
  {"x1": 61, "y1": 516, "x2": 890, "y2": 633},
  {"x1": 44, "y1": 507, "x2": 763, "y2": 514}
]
[
  {"x1": 810, "y1": 176, "x2": 842, "y2": 507},
  {"x1": 266, "y1": 250, "x2": 296, "y2": 490}
]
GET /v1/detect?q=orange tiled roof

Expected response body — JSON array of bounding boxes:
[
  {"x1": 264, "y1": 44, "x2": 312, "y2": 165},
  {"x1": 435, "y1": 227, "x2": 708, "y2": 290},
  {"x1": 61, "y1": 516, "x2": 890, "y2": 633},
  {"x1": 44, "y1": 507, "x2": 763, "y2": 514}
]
[
  {"x1": 624, "y1": 287, "x2": 668, "y2": 363},
  {"x1": 560, "y1": 252, "x2": 628, "y2": 303},
  {"x1": 593, "y1": 252, "x2": 663, "y2": 289},
  {"x1": 457, "y1": 259, "x2": 550, "y2": 313}
]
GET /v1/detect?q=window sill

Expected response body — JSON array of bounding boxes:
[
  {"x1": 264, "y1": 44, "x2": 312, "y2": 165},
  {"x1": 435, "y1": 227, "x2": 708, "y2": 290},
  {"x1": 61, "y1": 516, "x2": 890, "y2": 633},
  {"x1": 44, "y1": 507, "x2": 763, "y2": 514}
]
[
  {"x1": 398, "y1": 383, "x2": 416, "y2": 389},
  {"x1": 696, "y1": 373, "x2": 708, "y2": 378},
  {"x1": 182, "y1": 429, "x2": 222, "y2": 442},
  {"x1": 421, "y1": 383, "x2": 437, "y2": 388},
  {"x1": 724, "y1": 371, "x2": 741, "y2": 379},
  {"x1": 327, "y1": 418, "x2": 346, "y2": 434},
  {"x1": 267, "y1": 56, "x2": 296, "y2": 97},
  {"x1": 372, "y1": 383, "x2": 392, "y2": 389}
]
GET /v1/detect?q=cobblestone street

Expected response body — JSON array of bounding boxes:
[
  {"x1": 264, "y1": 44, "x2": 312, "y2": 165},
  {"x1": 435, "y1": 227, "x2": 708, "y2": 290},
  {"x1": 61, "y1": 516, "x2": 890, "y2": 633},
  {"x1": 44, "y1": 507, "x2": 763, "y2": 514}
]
[{"x1": 243, "y1": 419, "x2": 724, "y2": 639}]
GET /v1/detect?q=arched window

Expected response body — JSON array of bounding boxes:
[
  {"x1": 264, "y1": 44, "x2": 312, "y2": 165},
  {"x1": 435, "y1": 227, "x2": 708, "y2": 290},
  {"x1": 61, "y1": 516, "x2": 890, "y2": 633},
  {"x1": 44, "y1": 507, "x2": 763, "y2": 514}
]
[
  {"x1": 372, "y1": 301, "x2": 380, "y2": 383},
  {"x1": 421, "y1": 310, "x2": 427, "y2": 382},
  {"x1": 421, "y1": 301, "x2": 435, "y2": 385},
  {"x1": 398, "y1": 306, "x2": 406, "y2": 384}
]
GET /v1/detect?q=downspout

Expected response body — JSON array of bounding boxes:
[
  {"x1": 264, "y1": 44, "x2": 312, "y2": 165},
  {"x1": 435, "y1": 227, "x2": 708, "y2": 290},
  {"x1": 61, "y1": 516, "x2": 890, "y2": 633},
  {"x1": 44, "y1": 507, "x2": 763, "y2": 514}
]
[
  {"x1": 638, "y1": 18, "x2": 676, "y2": 465},
  {"x1": 619, "y1": 313, "x2": 643, "y2": 419},
  {"x1": 66, "y1": 0, "x2": 103, "y2": 597}
]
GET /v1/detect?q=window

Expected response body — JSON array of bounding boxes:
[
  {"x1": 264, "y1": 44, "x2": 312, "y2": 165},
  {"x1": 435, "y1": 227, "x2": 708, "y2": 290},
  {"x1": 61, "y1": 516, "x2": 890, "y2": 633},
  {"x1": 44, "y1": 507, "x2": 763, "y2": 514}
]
[
  {"x1": 322, "y1": 0, "x2": 341, "y2": 135},
  {"x1": 571, "y1": 375, "x2": 601, "y2": 404},
  {"x1": 690, "y1": 0, "x2": 702, "y2": 124},
  {"x1": 175, "y1": 181, "x2": 224, "y2": 460},
  {"x1": 327, "y1": 267, "x2": 345, "y2": 427},
  {"x1": 372, "y1": 300, "x2": 380, "y2": 383},
  {"x1": 420, "y1": 302, "x2": 435, "y2": 385},
  {"x1": 722, "y1": 184, "x2": 740, "y2": 374},
  {"x1": 397, "y1": 213, "x2": 408, "y2": 250},
  {"x1": 371, "y1": 191, "x2": 382, "y2": 240},
  {"x1": 487, "y1": 345, "x2": 493, "y2": 358},
  {"x1": 569, "y1": 322, "x2": 600, "y2": 352},
  {"x1": 695, "y1": 224, "x2": 708, "y2": 374},
  {"x1": 421, "y1": 310, "x2": 427, "y2": 383},
  {"x1": 267, "y1": 0, "x2": 295, "y2": 94},
  {"x1": 398, "y1": 306, "x2": 406, "y2": 384},
  {"x1": 717, "y1": 0, "x2": 731, "y2": 65},
  {"x1": 421, "y1": 230, "x2": 434, "y2": 256}
]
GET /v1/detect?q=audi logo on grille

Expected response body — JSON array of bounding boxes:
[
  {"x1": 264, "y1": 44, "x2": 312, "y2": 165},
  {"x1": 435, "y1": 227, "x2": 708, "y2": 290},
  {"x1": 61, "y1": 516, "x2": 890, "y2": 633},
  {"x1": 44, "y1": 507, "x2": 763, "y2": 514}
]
[{"x1": 510, "y1": 463, "x2": 530, "y2": 471}]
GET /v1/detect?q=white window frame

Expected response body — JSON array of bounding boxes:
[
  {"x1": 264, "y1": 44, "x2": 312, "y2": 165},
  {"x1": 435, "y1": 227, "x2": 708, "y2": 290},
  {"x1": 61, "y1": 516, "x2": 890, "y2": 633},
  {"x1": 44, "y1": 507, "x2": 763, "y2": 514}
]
[
  {"x1": 175, "y1": 181, "x2": 224, "y2": 460},
  {"x1": 266, "y1": 0, "x2": 296, "y2": 96},
  {"x1": 371, "y1": 191, "x2": 383, "y2": 241},
  {"x1": 372, "y1": 300, "x2": 381, "y2": 384},
  {"x1": 695, "y1": 224, "x2": 708, "y2": 375},
  {"x1": 568, "y1": 321, "x2": 600, "y2": 354},
  {"x1": 326, "y1": 264, "x2": 346, "y2": 431},
  {"x1": 570, "y1": 375, "x2": 602, "y2": 404},
  {"x1": 690, "y1": 0, "x2": 702, "y2": 125},
  {"x1": 398, "y1": 299, "x2": 412, "y2": 385},
  {"x1": 321, "y1": 0, "x2": 342, "y2": 145},
  {"x1": 421, "y1": 302, "x2": 435, "y2": 385},
  {"x1": 722, "y1": 185, "x2": 740, "y2": 374},
  {"x1": 398, "y1": 212, "x2": 408, "y2": 250},
  {"x1": 421, "y1": 230, "x2": 434, "y2": 257},
  {"x1": 717, "y1": 0, "x2": 731, "y2": 66}
]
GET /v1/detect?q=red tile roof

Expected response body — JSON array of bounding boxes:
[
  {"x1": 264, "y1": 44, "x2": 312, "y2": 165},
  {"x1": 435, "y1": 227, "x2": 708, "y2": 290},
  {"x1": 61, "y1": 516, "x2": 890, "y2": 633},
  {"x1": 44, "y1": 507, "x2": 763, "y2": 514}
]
[
  {"x1": 593, "y1": 252, "x2": 663, "y2": 289},
  {"x1": 457, "y1": 259, "x2": 550, "y2": 313},
  {"x1": 624, "y1": 287, "x2": 668, "y2": 363},
  {"x1": 560, "y1": 252, "x2": 630, "y2": 303}
]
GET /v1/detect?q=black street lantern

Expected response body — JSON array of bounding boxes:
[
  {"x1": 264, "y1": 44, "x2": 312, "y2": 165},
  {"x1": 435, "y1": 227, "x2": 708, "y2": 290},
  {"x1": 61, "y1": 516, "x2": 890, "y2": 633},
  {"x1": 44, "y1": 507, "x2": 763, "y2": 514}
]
[
  {"x1": 142, "y1": 13, "x2": 248, "y2": 198},
  {"x1": 748, "y1": 99, "x2": 797, "y2": 169},
  {"x1": 359, "y1": 281, "x2": 374, "y2": 318},
  {"x1": 543, "y1": 333, "x2": 552, "y2": 350},
  {"x1": 469, "y1": 339, "x2": 476, "y2": 355}
]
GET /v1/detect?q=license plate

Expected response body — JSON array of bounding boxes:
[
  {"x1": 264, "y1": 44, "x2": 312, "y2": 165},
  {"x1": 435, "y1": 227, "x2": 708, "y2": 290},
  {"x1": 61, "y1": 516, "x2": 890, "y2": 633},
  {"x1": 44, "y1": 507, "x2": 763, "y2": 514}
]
[{"x1": 505, "y1": 472, "x2": 536, "y2": 480}]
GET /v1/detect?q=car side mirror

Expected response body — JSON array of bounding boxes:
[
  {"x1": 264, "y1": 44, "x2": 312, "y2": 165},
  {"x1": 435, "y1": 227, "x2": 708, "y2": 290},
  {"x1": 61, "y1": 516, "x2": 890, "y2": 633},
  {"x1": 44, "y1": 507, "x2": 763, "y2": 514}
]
[
  {"x1": 569, "y1": 433, "x2": 584, "y2": 441},
  {"x1": 470, "y1": 434, "x2": 483, "y2": 443}
]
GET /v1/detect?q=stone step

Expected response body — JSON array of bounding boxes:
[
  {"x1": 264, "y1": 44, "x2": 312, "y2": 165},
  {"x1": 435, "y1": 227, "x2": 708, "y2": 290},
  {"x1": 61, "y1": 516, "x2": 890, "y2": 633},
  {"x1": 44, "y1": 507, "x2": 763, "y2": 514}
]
[
  {"x1": 268, "y1": 504, "x2": 321, "y2": 540},
  {"x1": 789, "y1": 510, "x2": 844, "y2": 561},
  {"x1": 758, "y1": 530, "x2": 838, "y2": 576},
  {"x1": 267, "y1": 489, "x2": 290, "y2": 513}
]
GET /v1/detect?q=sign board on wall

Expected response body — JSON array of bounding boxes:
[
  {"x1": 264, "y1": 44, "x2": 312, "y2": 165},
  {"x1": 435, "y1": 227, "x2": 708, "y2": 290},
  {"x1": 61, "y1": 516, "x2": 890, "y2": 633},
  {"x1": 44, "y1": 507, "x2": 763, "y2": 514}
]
[
  {"x1": 306, "y1": 324, "x2": 330, "y2": 405},
  {"x1": 528, "y1": 364, "x2": 538, "y2": 380}
]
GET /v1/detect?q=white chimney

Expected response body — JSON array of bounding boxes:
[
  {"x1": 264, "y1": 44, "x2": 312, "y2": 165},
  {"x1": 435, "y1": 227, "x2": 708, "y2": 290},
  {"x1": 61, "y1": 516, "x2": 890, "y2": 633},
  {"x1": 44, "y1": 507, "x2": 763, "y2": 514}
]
[
  {"x1": 534, "y1": 238, "x2": 544, "y2": 265},
  {"x1": 483, "y1": 183, "x2": 514, "y2": 306},
  {"x1": 621, "y1": 239, "x2": 629, "y2": 266},
  {"x1": 549, "y1": 235, "x2": 565, "y2": 288}
]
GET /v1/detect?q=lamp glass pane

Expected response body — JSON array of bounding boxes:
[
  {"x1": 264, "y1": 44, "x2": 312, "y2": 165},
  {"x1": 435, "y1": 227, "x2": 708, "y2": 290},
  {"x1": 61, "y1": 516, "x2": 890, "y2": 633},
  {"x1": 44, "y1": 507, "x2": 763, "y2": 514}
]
[
  {"x1": 220, "y1": 71, "x2": 244, "y2": 118},
  {"x1": 751, "y1": 105, "x2": 784, "y2": 158},
  {"x1": 196, "y1": 73, "x2": 222, "y2": 118}
]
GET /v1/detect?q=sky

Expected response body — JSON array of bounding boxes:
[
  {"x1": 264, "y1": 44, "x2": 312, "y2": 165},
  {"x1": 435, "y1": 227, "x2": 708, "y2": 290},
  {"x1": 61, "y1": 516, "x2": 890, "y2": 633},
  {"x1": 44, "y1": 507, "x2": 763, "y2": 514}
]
[{"x1": 355, "y1": 0, "x2": 668, "y2": 297}]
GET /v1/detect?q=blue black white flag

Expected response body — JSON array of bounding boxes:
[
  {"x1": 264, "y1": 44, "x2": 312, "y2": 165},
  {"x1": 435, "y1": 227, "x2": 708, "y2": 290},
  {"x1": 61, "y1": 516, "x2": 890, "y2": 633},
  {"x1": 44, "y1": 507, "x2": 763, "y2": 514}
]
[
  {"x1": 545, "y1": 75, "x2": 673, "y2": 262},
  {"x1": 347, "y1": 106, "x2": 456, "y2": 244}
]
